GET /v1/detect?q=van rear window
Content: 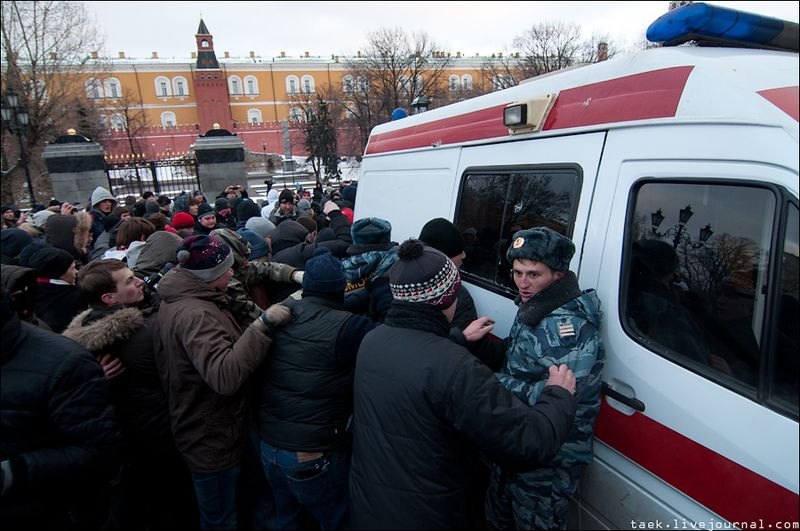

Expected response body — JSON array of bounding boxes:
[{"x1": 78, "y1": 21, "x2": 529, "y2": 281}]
[{"x1": 455, "y1": 168, "x2": 581, "y2": 295}]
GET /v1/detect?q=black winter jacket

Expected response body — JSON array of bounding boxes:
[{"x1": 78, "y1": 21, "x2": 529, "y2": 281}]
[
  {"x1": 0, "y1": 314, "x2": 121, "y2": 529},
  {"x1": 350, "y1": 302, "x2": 576, "y2": 530}
]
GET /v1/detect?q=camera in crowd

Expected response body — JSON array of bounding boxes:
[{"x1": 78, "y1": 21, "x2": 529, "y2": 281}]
[{"x1": 143, "y1": 262, "x2": 175, "y2": 291}]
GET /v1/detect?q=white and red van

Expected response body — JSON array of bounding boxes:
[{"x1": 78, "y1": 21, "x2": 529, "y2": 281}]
[{"x1": 353, "y1": 3, "x2": 799, "y2": 528}]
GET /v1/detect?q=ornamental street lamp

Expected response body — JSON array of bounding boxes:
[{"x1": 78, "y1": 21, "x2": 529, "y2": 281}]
[
  {"x1": 1, "y1": 88, "x2": 35, "y2": 207},
  {"x1": 651, "y1": 205, "x2": 714, "y2": 249}
]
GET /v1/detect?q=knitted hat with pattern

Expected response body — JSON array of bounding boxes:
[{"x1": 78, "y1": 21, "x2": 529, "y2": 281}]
[
  {"x1": 388, "y1": 239, "x2": 460, "y2": 309},
  {"x1": 175, "y1": 235, "x2": 233, "y2": 282}
]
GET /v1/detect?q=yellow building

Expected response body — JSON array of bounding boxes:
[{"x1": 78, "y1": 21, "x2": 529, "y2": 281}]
[{"x1": 82, "y1": 19, "x2": 492, "y2": 157}]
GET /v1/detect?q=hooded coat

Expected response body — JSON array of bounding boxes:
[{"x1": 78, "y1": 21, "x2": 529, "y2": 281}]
[
  {"x1": 153, "y1": 266, "x2": 274, "y2": 474},
  {"x1": 44, "y1": 212, "x2": 92, "y2": 263}
]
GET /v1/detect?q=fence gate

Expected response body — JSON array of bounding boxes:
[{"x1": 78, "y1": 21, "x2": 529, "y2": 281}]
[{"x1": 106, "y1": 158, "x2": 200, "y2": 200}]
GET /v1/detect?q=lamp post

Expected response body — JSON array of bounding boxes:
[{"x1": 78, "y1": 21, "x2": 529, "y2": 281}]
[
  {"x1": 651, "y1": 205, "x2": 714, "y2": 249},
  {"x1": 411, "y1": 95, "x2": 430, "y2": 114},
  {"x1": 1, "y1": 88, "x2": 35, "y2": 207}
]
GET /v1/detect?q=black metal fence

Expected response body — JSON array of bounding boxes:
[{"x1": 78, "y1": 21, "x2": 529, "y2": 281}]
[{"x1": 106, "y1": 158, "x2": 201, "y2": 200}]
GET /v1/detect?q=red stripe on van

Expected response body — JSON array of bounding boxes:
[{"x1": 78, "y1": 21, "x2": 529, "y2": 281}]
[
  {"x1": 542, "y1": 66, "x2": 694, "y2": 131},
  {"x1": 595, "y1": 399, "x2": 799, "y2": 526},
  {"x1": 365, "y1": 104, "x2": 509, "y2": 155},
  {"x1": 757, "y1": 86, "x2": 799, "y2": 122},
  {"x1": 365, "y1": 66, "x2": 694, "y2": 155}
]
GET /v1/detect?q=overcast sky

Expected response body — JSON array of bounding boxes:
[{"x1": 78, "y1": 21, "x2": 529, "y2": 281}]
[{"x1": 85, "y1": 1, "x2": 800, "y2": 59}]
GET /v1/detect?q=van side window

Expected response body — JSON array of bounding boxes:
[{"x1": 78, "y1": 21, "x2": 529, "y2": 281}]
[
  {"x1": 771, "y1": 202, "x2": 799, "y2": 411},
  {"x1": 624, "y1": 182, "x2": 798, "y2": 418},
  {"x1": 455, "y1": 168, "x2": 580, "y2": 294}
]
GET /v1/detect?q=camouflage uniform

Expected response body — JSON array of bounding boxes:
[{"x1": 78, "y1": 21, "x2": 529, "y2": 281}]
[
  {"x1": 486, "y1": 273, "x2": 604, "y2": 530},
  {"x1": 211, "y1": 228, "x2": 297, "y2": 327}
]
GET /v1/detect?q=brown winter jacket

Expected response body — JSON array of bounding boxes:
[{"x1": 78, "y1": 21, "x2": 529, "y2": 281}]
[{"x1": 153, "y1": 266, "x2": 273, "y2": 474}]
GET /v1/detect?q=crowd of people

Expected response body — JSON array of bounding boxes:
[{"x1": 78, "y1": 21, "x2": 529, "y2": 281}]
[{"x1": 1, "y1": 179, "x2": 604, "y2": 531}]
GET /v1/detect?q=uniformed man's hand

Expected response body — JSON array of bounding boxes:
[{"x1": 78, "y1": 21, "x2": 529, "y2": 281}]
[
  {"x1": 546, "y1": 364, "x2": 576, "y2": 395},
  {"x1": 462, "y1": 316, "x2": 495, "y2": 342}
]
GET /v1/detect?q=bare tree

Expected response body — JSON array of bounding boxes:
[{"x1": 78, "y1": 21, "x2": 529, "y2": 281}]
[
  {"x1": 341, "y1": 28, "x2": 452, "y2": 153},
  {"x1": 480, "y1": 22, "x2": 621, "y2": 93},
  {"x1": 1, "y1": 0, "x2": 105, "y2": 204}
]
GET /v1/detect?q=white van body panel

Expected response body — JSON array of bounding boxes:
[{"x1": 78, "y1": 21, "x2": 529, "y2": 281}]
[{"x1": 356, "y1": 43, "x2": 799, "y2": 529}]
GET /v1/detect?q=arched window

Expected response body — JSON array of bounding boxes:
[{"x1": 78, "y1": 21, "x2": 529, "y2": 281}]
[
  {"x1": 398, "y1": 75, "x2": 410, "y2": 94},
  {"x1": 154, "y1": 76, "x2": 171, "y2": 97},
  {"x1": 85, "y1": 78, "x2": 102, "y2": 99},
  {"x1": 357, "y1": 75, "x2": 369, "y2": 93},
  {"x1": 111, "y1": 114, "x2": 127, "y2": 130},
  {"x1": 448, "y1": 75, "x2": 460, "y2": 92},
  {"x1": 172, "y1": 76, "x2": 189, "y2": 96},
  {"x1": 98, "y1": 114, "x2": 109, "y2": 128},
  {"x1": 285, "y1": 75, "x2": 299, "y2": 95},
  {"x1": 342, "y1": 75, "x2": 354, "y2": 93},
  {"x1": 301, "y1": 75, "x2": 315, "y2": 94},
  {"x1": 244, "y1": 75, "x2": 259, "y2": 95},
  {"x1": 289, "y1": 107, "x2": 303, "y2": 122},
  {"x1": 161, "y1": 111, "x2": 177, "y2": 127},
  {"x1": 228, "y1": 76, "x2": 242, "y2": 96},
  {"x1": 247, "y1": 109, "x2": 262, "y2": 124},
  {"x1": 104, "y1": 78, "x2": 121, "y2": 99},
  {"x1": 461, "y1": 74, "x2": 473, "y2": 91}
]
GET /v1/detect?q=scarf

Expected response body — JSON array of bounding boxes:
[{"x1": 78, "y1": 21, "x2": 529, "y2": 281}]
[{"x1": 384, "y1": 300, "x2": 450, "y2": 338}]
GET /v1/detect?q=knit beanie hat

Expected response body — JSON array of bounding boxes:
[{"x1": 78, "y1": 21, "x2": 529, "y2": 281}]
[
  {"x1": 171, "y1": 212, "x2": 195, "y2": 229},
  {"x1": 215, "y1": 197, "x2": 230, "y2": 212},
  {"x1": 419, "y1": 218, "x2": 465, "y2": 260},
  {"x1": 1, "y1": 228, "x2": 33, "y2": 258},
  {"x1": 176, "y1": 235, "x2": 234, "y2": 282},
  {"x1": 172, "y1": 194, "x2": 190, "y2": 214},
  {"x1": 197, "y1": 202, "x2": 216, "y2": 220},
  {"x1": 145, "y1": 200, "x2": 162, "y2": 216},
  {"x1": 236, "y1": 198, "x2": 261, "y2": 223},
  {"x1": 31, "y1": 209, "x2": 57, "y2": 229},
  {"x1": 303, "y1": 247, "x2": 346, "y2": 293},
  {"x1": 389, "y1": 239, "x2": 460, "y2": 309},
  {"x1": 29, "y1": 246, "x2": 75, "y2": 279},
  {"x1": 237, "y1": 228, "x2": 269, "y2": 261},
  {"x1": 351, "y1": 217, "x2": 391, "y2": 245},
  {"x1": 278, "y1": 189, "x2": 294, "y2": 204},
  {"x1": 505, "y1": 227, "x2": 575, "y2": 272},
  {"x1": 19, "y1": 240, "x2": 50, "y2": 268},
  {"x1": 297, "y1": 199, "x2": 312, "y2": 217},
  {"x1": 245, "y1": 216, "x2": 276, "y2": 238},
  {"x1": 90, "y1": 186, "x2": 116, "y2": 208},
  {"x1": 157, "y1": 195, "x2": 172, "y2": 207}
]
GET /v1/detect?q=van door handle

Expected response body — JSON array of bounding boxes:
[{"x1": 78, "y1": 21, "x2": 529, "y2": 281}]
[{"x1": 602, "y1": 381, "x2": 646, "y2": 413}]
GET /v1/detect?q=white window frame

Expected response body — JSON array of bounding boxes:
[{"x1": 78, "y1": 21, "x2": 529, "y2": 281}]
[
  {"x1": 111, "y1": 114, "x2": 127, "y2": 130},
  {"x1": 228, "y1": 75, "x2": 242, "y2": 96},
  {"x1": 289, "y1": 106, "x2": 303, "y2": 122},
  {"x1": 86, "y1": 78, "x2": 102, "y2": 99},
  {"x1": 247, "y1": 108, "x2": 262, "y2": 124},
  {"x1": 154, "y1": 76, "x2": 171, "y2": 97},
  {"x1": 160, "y1": 111, "x2": 177, "y2": 127},
  {"x1": 301, "y1": 75, "x2": 315, "y2": 94},
  {"x1": 244, "y1": 75, "x2": 259, "y2": 95},
  {"x1": 104, "y1": 78, "x2": 121, "y2": 99},
  {"x1": 342, "y1": 75, "x2": 354, "y2": 94},
  {"x1": 286, "y1": 75, "x2": 299, "y2": 95},
  {"x1": 461, "y1": 74, "x2": 473, "y2": 91},
  {"x1": 448, "y1": 75, "x2": 460, "y2": 92},
  {"x1": 172, "y1": 76, "x2": 189, "y2": 97}
]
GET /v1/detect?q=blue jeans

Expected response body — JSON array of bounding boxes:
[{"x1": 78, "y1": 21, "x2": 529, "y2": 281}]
[
  {"x1": 259, "y1": 440, "x2": 350, "y2": 530},
  {"x1": 192, "y1": 464, "x2": 240, "y2": 531}
]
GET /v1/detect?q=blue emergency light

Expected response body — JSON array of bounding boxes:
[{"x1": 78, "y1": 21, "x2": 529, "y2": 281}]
[{"x1": 646, "y1": 2, "x2": 799, "y2": 52}]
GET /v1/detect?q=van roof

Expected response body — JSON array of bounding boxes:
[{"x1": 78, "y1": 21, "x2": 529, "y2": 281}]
[{"x1": 365, "y1": 46, "x2": 799, "y2": 156}]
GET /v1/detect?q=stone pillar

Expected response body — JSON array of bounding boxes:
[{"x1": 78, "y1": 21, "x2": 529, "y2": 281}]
[
  {"x1": 190, "y1": 128, "x2": 248, "y2": 198},
  {"x1": 41, "y1": 133, "x2": 108, "y2": 207}
]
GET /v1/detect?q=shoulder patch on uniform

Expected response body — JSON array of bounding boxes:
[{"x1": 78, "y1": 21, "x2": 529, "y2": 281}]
[{"x1": 558, "y1": 322, "x2": 575, "y2": 338}]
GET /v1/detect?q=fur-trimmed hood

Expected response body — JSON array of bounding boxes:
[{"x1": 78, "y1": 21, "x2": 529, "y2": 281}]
[
  {"x1": 63, "y1": 306, "x2": 146, "y2": 353},
  {"x1": 44, "y1": 211, "x2": 92, "y2": 259}
]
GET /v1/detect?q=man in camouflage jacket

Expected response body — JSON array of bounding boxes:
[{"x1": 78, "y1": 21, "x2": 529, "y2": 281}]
[{"x1": 485, "y1": 226, "x2": 605, "y2": 531}]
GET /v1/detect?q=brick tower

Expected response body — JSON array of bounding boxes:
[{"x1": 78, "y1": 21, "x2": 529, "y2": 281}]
[{"x1": 193, "y1": 19, "x2": 232, "y2": 131}]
